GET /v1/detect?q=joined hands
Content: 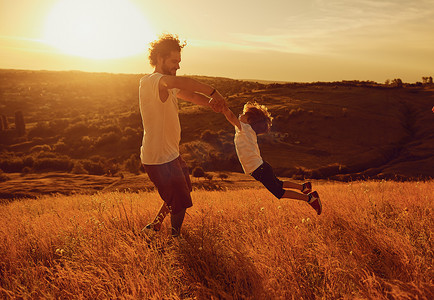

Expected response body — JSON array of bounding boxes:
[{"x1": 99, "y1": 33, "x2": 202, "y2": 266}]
[{"x1": 208, "y1": 90, "x2": 227, "y2": 113}]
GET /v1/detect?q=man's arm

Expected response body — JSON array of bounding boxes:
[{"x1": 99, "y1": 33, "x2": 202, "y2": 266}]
[
  {"x1": 176, "y1": 90, "x2": 210, "y2": 106},
  {"x1": 160, "y1": 75, "x2": 214, "y2": 96},
  {"x1": 222, "y1": 106, "x2": 241, "y2": 130},
  {"x1": 160, "y1": 75, "x2": 225, "y2": 112}
]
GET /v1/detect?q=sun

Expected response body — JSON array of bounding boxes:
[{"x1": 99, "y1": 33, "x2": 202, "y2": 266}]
[{"x1": 43, "y1": 0, "x2": 154, "y2": 59}]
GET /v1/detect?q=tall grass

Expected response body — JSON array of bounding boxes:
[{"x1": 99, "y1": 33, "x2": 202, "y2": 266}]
[{"x1": 0, "y1": 181, "x2": 432, "y2": 299}]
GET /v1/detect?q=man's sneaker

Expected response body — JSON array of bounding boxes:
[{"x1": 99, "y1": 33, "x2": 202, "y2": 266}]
[
  {"x1": 301, "y1": 182, "x2": 312, "y2": 194},
  {"x1": 142, "y1": 223, "x2": 160, "y2": 232},
  {"x1": 307, "y1": 191, "x2": 322, "y2": 215}
]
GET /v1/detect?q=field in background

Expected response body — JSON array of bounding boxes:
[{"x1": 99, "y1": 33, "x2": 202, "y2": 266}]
[
  {"x1": 1, "y1": 70, "x2": 433, "y2": 201},
  {"x1": 1, "y1": 181, "x2": 432, "y2": 299}
]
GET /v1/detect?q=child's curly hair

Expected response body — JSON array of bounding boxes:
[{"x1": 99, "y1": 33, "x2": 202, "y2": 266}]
[
  {"x1": 243, "y1": 101, "x2": 273, "y2": 134},
  {"x1": 148, "y1": 33, "x2": 187, "y2": 67}
]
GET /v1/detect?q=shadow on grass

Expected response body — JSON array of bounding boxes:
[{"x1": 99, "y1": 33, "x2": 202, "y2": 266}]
[{"x1": 175, "y1": 234, "x2": 264, "y2": 299}]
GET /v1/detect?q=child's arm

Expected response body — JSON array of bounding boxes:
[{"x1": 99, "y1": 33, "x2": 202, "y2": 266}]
[{"x1": 222, "y1": 106, "x2": 241, "y2": 131}]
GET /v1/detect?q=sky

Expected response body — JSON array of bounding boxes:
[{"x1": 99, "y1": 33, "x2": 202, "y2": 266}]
[{"x1": 1, "y1": 0, "x2": 434, "y2": 83}]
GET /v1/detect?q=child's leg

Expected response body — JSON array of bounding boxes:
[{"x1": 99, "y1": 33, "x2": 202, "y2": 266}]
[
  {"x1": 283, "y1": 180, "x2": 312, "y2": 194},
  {"x1": 251, "y1": 162, "x2": 319, "y2": 214},
  {"x1": 281, "y1": 189, "x2": 322, "y2": 215},
  {"x1": 281, "y1": 189, "x2": 309, "y2": 201},
  {"x1": 282, "y1": 181, "x2": 303, "y2": 190}
]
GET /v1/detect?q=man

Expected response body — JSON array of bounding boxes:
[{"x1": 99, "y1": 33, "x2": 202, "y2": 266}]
[{"x1": 139, "y1": 33, "x2": 226, "y2": 237}]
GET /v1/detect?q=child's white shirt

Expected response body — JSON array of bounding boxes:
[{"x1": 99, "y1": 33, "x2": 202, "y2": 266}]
[{"x1": 234, "y1": 122, "x2": 263, "y2": 174}]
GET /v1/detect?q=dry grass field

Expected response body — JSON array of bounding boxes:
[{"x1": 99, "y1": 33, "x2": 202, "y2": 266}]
[{"x1": 0, "y1": 180, "x2": 432, "y2": 299}]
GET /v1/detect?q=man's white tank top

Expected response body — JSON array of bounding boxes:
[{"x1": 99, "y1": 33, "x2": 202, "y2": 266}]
[{"x1": 139, "y1": 73, "x2": 181, "y2": 165}]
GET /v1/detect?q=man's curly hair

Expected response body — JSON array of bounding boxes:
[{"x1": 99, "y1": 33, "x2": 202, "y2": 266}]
[
  {"x1": 243, "y1": 101, "x2": 273, "y2": 134},
  {"x1": 148, "y1": 33, "x2": 187, "y2": 67}
]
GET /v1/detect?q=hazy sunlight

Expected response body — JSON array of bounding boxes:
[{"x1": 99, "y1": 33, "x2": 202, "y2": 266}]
[{"x1": 43, "y1": 0, "x2": 154, "y2": 59}]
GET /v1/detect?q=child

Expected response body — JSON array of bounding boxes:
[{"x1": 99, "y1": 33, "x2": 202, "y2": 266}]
[{"x1": 222, "y1": 102, "x2": 322, "y2": 215}]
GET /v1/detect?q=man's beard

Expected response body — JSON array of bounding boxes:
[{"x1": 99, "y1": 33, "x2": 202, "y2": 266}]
[{"x1": 161, "y1": 63, "x2": 177, "y2": 76}]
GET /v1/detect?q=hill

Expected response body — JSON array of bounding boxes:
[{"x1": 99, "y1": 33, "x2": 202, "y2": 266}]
[
  {"x1": 0, "y1": 69, "x2": 433, "y2": 198},
  {"x1": 181, "y1": 80, "x2": 434, "y2": 180}
]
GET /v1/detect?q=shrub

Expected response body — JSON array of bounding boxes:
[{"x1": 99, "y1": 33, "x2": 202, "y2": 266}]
[
  {"x1": 30, "y1": 144, "x2": 51, "y2": 153},
  {"x1": 316, "y1": 163, "x2": 348, "y2": 178},
  {"x1": 81, "y1": 159, "x2": 106, "y2": 175},
  {"x1": 21, "y1": 166, "x2": 31, "y2": 175},
  {"x1": 289, "y1": 107, "x2": 305, "y2": 116},
  {"x1": 0, "y1": 158, "x2": 24, "y2": 173},
  {"x1": 64, "y1": 122, "x2": 89, "y2": 136},
  {"x1": 106, "y1": 158, "x2": 120, "y2": 176},
  {"x1": 192, "y1": 167, "x2": 205, "y2": 179},
  {"x1": 123, "y1": 127, "x2": 137, "y2": 136},
  {"x1": 90, "y1": 155, "x2": 104, "y2": 163},
  {"x1": 33, "y1": 157, "x2": 73, "y2": 172},
  {"x1": 48, "y1": 119, "x2": 69, "y2": 132},
  {"x1": 200, "y1": 130, "x2": 219, "y2": 143},
  {"x1": 71, "y1": 161, "x2": 88, "y2": 174},
  {"x1": 27, "y1": 122, "x2": 55, "y2": 138},
  {"x1": 36, "y1": 151, "x2": 57, "y2": 159},
  {"x1": 53, "y1": 139, "x2": 68, "y2": 153},
  {"x1": 124, "y1": 154, "x2": 141, "y2": 175},
  {"x1": 217, "y1": 173, "x2": 229, "y2": 181},
  {"x1": 95, "y1": 131, "x2": 120, "y2": 148},
  {"x1": 100, "y1": 125, "x2": 122, "y2": 135},
  {"x1": 80, "y1": 136, "x2": 94, "y2": 147},
  {"x1": 23, "y1": 156, "x2": 34, "y2": 168},
  {"x1": 0, "y1": 169, "x2": 10, "y2": 182}
]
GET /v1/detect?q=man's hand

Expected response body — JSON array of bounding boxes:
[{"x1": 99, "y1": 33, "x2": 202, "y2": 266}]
[{"x1": 208, "y1": 90, "x2": 226, "y2": 113}]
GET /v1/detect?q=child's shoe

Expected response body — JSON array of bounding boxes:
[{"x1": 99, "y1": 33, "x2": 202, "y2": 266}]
[
  {"x1": 307, "y1": 191, "x2": 322, "y2": 215},
  {"x1": 301, "y1": 182, "x2": 312, "y2": 194}
]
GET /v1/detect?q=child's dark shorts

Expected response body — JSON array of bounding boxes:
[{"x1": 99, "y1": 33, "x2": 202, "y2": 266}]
[
  {"x1": 251, "y1": 161, "x2": 285, "y2": 199},
  {"x1": 143, "y1": 156, "x2": 193, "y2": 215}
]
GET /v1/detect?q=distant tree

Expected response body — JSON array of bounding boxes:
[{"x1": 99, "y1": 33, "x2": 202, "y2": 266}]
[
  {"x1": 124, "y1": 154, "x2": 140, "y2": 174},
  {"x1": 53, "y1": 139, "x2": 68, "y2": 153},
  {"x1": 392, "y1": 78, "x2": 403, "y2": 88},
  {"x1": 81, "y1": 159, "x2": 106, "y2": 175},
  {"x1": 422, "y1": 76, "x2": 432, "y2": 84},
  {"x1": 71, "y1": 161, "x2": 88, "y2": 174},
  {"x1": 14, "y1": 111, "x2": 25, "y2": 136},
  {"x1": 385, "y1": 79, "x2": 390, "y2": 86}
]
